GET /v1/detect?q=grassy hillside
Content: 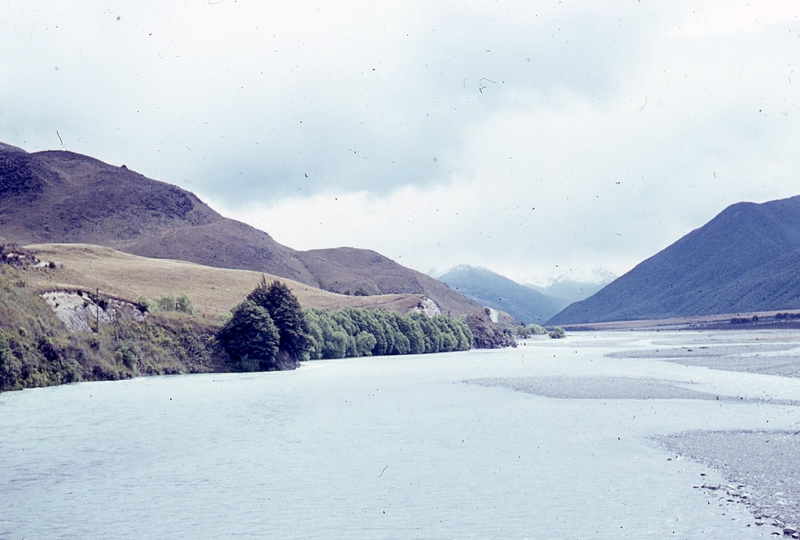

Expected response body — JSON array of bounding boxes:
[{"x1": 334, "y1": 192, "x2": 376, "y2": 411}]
[
  {"x1": 0, "y1": 146, "x2": 314, "y2": 283},
  {"x1": 24, "y1": 243, "x2": 431, "y2": 318}
]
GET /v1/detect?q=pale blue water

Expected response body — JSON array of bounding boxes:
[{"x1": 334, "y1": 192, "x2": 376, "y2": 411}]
[{"x1": 2, "y1": 331, "x2": 799, "y2": 539}]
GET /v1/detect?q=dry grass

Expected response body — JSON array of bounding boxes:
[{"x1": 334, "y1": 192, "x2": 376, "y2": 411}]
[{"x1": 24, "y1": 244, "x2": 427, "y2": 318}]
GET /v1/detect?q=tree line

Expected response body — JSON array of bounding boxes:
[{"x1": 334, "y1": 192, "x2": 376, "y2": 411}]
[
  {"x1": 219, "y1": 278, "x2": 473, "y2": 371},
  {"x1": 304, "y1": 307, "x2": 472, "y2": 359}
]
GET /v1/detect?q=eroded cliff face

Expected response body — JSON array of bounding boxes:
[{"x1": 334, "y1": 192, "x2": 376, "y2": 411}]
[{"x1": 41, "y1": 290, "x2": 146, "y2": 333}]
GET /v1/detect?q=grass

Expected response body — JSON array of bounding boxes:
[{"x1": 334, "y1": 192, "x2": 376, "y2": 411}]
[{"x1": 24, "y1": 243, "x2": 428, "y2": 318}]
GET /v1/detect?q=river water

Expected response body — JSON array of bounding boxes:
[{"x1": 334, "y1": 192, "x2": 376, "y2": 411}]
[{"x1": 2, "y1": 330, "x2": 800, "y2": 539}]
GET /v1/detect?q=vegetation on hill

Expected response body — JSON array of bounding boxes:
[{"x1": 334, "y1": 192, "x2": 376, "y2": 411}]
[
  {"x1": 219, "y1": 278, "x2": 472, "y2": 367},
  {"x1": 0, "y1": 265, "x2": 228, "y2": 392},
  {"x1": 0, "y1": 262, "x2": 486, "y2": 392},
  {"x1": 465, "y1": 309, "x2": 516, "y2": 349}
]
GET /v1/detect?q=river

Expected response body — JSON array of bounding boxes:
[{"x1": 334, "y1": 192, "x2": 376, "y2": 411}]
[{"x1": 2, "y1": 330, "x2": 799, "y2": 539}]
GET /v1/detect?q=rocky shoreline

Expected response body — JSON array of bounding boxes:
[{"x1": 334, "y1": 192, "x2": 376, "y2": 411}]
[{"x1": 656, "y1": 431, "x2": 800, "y2": 538}]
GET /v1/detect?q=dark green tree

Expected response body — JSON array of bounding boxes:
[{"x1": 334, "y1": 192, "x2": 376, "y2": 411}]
[
  {"x1": 401, "y1": 315, "x2": 426, "y2": 354},
  {"x1": 0, "y1": 331, "x2": 22, "y2": 391},
  {"x1": 304, "y1": 305, "x2": 473, "y2": 361},
  {"x1": 218, "y1": 300, "x2": 280, "y2": 371},
  {"x1": 355, "y1": 331, "x2": 377, "y2": 356},
  {"x1": 248, "y1": 278, "x2": 313, "y2": 363}
]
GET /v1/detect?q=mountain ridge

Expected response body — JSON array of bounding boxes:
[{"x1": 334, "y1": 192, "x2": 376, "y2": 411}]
[
  {"x1": 438, "y1": 264, "x2": 565, "y2": 323},
  {"x1": 548, "y1": 195, "x2": 800, "y2": 324}
]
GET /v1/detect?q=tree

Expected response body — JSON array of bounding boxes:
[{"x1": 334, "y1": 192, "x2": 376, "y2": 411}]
[
  {"x1": 248, "y1": 278, "x2": 313, "y2": 363},
  {"x1": 0, "y1": 332, "x2": 22, "y2": 391},
  {"x1": 218, "y1": 300, "x2": 280, "y2": 371},
  {"x1": 304, "y1": 306, "x2": 473, "y2": 360},
  {"x1": 355, "y1": 331, "x2": 377, "y2": 356}
]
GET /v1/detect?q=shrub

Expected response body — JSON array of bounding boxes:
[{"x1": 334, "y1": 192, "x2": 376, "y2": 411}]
[
  {"x1": 549, "y1": 326, "x2": 566, "y2": 339},
  {"x1": 114, "y1": 340, "x2": 141, "y2": 372},
  {"x1": 175, "y1": 294, "x2": 194, "y2": 314},
  {"x1": 155, "y1": 295, "x2": 175, "y2": 312}
]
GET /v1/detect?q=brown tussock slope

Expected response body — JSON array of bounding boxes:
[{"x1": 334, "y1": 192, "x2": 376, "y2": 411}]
[{"x1": 24, "y1": 243, "x2": 430, "y2": 318}]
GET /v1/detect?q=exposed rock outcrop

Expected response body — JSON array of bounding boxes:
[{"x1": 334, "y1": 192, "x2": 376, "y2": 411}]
[
  {"x1": 41, "y1": 290, "x2": 147, "y2": 332},
  {"x1": 408, "y1": 297, "x2": 441, "y2": 317}
]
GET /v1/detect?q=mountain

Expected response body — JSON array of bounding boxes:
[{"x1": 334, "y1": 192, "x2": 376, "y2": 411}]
[
  {"x1": 437, "y1": 265, "x2": 564, "y2": 324},
  {"x1": 526, "y1": 270, "x2": 616, "y2": 304},
  {"x1": 0, "y1": 143, "x2": 479, "y2": 317},
  {"x1": 548, "y1": 195, "x2": 800, "y2": 325}
]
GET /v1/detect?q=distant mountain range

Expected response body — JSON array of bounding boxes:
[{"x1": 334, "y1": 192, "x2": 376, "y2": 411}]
[
  {"x1": 0, "y1": 142, "x2": 478, "y2": 317},
  {"x1": 437, "y1": 265, "x2": 565, "y2": 324},
  {"x1": 549, "y1": 195, "x2": 800, "y2": 325},
  {"x1": 525, "y1": 269, "x2": 616, "y2": 304}
]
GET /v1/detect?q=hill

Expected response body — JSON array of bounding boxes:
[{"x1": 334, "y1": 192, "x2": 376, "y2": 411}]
[
  {"x1": 438, "y1": 265, "x2": 564, "y2": 324},
  {"x1": 0, "y1": 143, "x2": 479, "y2": 317},
  {"x1": 297, "y1": 249, "x2": 478, "y2": 317},
  {"x1": 548, "y1": 195, "x2": 800, "y2": 325},
  {"x1": 22, "y1": 243, "x2": 435, "y2": 318}
]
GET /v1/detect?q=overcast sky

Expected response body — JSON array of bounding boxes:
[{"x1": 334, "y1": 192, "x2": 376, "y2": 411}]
[{"x1": 2, "y1": 1, "x2": 799, "y2": 285}]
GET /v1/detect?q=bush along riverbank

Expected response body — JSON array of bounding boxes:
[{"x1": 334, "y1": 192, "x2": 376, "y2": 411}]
[
  {"x1": 1, "y1": 270, "x2": 497, "y2": 393},
  {"x1": 218, "y1": 278, "x2": 473, "y2": 370}
]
